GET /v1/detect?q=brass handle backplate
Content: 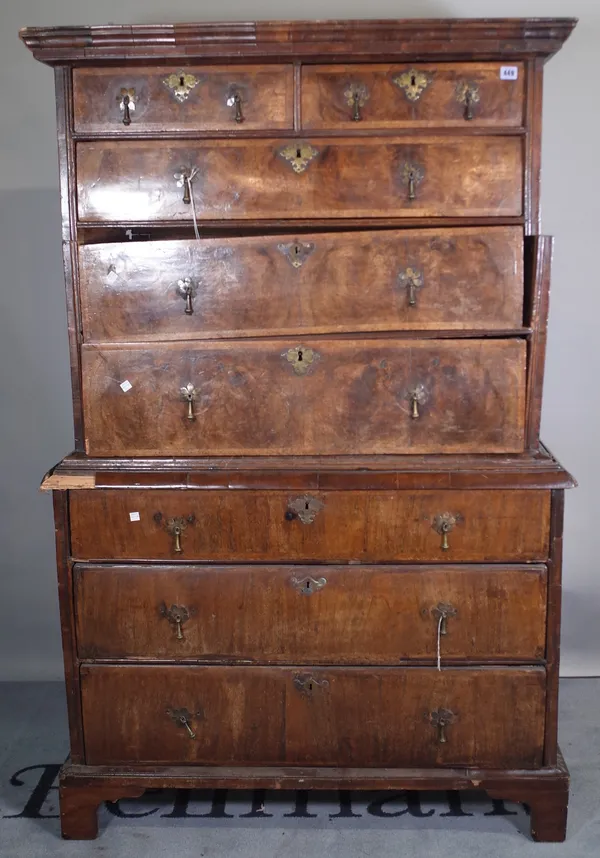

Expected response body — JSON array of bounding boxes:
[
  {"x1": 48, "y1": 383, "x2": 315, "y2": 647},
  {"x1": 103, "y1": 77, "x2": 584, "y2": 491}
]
[
  {"x1": 118, "y1": 87, "x2": 135, "y2": 125},
  {"x1": 287, "y1": 494, "x2": 325, "y2": 524},
  {"x1": 293, "y1": 674, "x2": 330, "y2": 696},
  {"x1": 177, "y1": 278, "x2": 198, "y2": 315},
  {"x1": 291, "y1": 574, "x2": 327, "y2": 595},
  {"x1": 426, "y1": 708, "x2": 457, "y2": 744},
  {"x1": 456, "y1": 81, "x2": 481, "y2": 120},
  {"x1": 159, "y1": 603, "x2": 191, "y2": 639},
  {"x1": 166, "y1": 707, "x2": 200, "y2": 739},
  {"x1": 180, "y1": 383, "x2": 197, "y2": 420},
  {"x1": 398, "y1": 267, "x2": 424, "y2": 307},
  {"x1": 159, "y1": 514, "x2": 195, "y2": 553},
  {"x1": 432, "y1": 513, "x2": 459, "y2": 551}
]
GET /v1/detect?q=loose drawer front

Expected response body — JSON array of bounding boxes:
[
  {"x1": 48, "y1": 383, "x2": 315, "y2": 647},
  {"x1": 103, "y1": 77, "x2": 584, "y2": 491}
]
[
  {"x1": 76, "y1": 136, "x2": 523, "y2": 222},
  {"x1": 69, "y1": 489, "x2": 551, "y2": 563},
  {"x1": 73, "y1": 65, "x2": 294, "y2": 132},
  {"x1": 78, "y1": 227, "x2": 524, "y2": 342},
  {"x1": 81, "y1": 665, "x2": 545, "y2": 768},
  {"x1": 81, "y1": 338, "x2": 526, "y2": 456},
  {"x1": 75, "y1": 564, "x2": 547, "y2": 663},
  {"x1": 302, "y1": 63, "x2": 524, "y2": 129}
]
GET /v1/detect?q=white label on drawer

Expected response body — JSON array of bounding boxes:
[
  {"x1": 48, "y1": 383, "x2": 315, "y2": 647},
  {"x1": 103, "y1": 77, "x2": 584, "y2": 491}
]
[
  {"x1": 500, "y1": 66, "x2": 519, "y2": 80},
  {"x1": 106, "y1": 267, "x2": 118, "y2": 285},
  {"x1": 129, "y1": 511, "x2": 140, "y2": 522},
  {"x1": 120, "y1": 379, "x2": 133, "y2": 392}
]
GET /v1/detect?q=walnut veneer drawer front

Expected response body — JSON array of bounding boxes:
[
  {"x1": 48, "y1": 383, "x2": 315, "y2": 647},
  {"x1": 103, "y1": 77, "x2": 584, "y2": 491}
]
[
  {"x1": 302, "y1": 63, "x2": 524, "y2": 128},
  {"x1": 76, "y1": 136, "x2": 523, "y2": 222},
  {"x1": 69, "y1": 489, "x2": 550, "y2": 562},
  {"x1": 78, "y1": 227, "x2": 524, "y2": 342},
  {"x1": 73, "y1": 65, "x2": 294, "y2": 132},
  {"x1": 81, "y1": 339, "x2": 526, "y2": 456},
  {"x1": 80, "y1": 665, "x2": 545, "y2": 768},
  {"x1": 75, "y1": 564, "x2": 547, "y2": 663}
]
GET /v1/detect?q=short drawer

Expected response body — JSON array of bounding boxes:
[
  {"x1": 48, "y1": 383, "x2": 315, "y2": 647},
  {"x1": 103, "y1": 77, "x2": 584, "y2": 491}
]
[
  {"x1": 78, "y1": 226, "x2": 524, "y2": 342},
  {"x1": 81, "y1": 338, "x2": 526, "y2": 456},
  {"x1": 74, "y1": 563, "x2": 547, "y2": 663},
  {"x1": 73, "y1": 65, "x2": 294, "y2": 132},
  {"x1": 302, "y1": 63, "x2": 524, "y2": 129},
  {"x1": 69, "y1": 489, "x2": 551, "y2": 563},
  {"x1": 80, "y1": 664, "x2": 545, "y2": 768},
  {"x1": 76, "y1": 136, "x2": 523, "y2": 222}
]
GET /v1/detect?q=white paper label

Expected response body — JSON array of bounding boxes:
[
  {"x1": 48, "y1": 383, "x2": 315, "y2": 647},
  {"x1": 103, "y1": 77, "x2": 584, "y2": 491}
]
[
  {"x1": 106, "y1": 268, "x2": 118, "y2": 284},
  {"x1": 129, "y1": 511, "x2": 140, "y2": 522},
  {"x1": 500, "y1": 66, "x2": 519, "y2": 80},
  {"x1": 120, "y1": 380, "x2": 133, "y2": 392}
]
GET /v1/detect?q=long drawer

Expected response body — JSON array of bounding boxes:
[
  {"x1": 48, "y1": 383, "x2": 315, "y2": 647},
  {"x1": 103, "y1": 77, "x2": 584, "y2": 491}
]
[
  {"x1": 73, "y1": 65, "x2": 294, "y2": 133},
  {"x1": 78, "y1": 227, "x2": 524, "y2": 342},
  {"x1": 69, "y1": 489, "x2": 551, "y2": 562},
  {"x1": 76, "y1": 136, "x2": 523, "y2": 222},
  {"x1": 301, "y1": 63, "x2": 524, "y2": 129},
  {"x1": 80, "y1": 664, "x2": 546, "y2": 768},
  {"x1": 74, "y1": 563, "x2": 547, "y2": 662},
  {"x1": 81, "y1": 338, "x2": 526, "y2": 456}
]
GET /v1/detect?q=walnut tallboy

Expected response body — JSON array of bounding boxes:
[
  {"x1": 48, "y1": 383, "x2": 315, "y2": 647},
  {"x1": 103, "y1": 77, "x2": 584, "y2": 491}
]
[{"x1": 21, "y1": 18, "x2": 576, "y2": 841}]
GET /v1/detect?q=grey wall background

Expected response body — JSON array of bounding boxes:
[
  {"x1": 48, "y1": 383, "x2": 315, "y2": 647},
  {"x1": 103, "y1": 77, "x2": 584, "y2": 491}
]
[{"x1": 0, "y1": 0, "x2": 597, "y2": 679}]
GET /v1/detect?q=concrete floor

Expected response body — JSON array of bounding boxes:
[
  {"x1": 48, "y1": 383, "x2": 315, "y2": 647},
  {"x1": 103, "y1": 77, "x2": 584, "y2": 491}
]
[{"x1": 0, "y1": 679, "x2": 598, "y2": 857}]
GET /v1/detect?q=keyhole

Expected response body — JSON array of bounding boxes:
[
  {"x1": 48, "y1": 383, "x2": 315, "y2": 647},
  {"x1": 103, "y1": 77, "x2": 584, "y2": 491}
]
[
  {"x1": 304, "y1": 580, "x2": 311, "y2": 593},
  {"x1": 294, "y1": 245, "x2": 300, "y2": 258},
  {"x1": 179, "y1": 75, "x2": 185, "y2": 87},
  {"x1": 411, "y1": 74, "x2": 416, "y2": 87},
  {"x1": 308, "y1": 681, "x2": 313, "y2": 691},
  {"x1": 297, "y1": 350, "x2": 303, "y2": 362},
  {"x1": 296, "y1": 147, "x2": 302, "y2": 159}
]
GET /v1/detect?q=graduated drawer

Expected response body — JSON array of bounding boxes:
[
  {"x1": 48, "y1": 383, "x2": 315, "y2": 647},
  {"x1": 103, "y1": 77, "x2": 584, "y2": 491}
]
[
  {"x1": 69, "y1": 489, "x2": 550, "y2": 563},
  {"x1": 76, "y1": 136, "x2": 523, "y2": 222},
  {"x1": 74, "y1": 563, "x2": 547, "y2": 663},
  {"x1": 78, "y1": 226, "x2": 524, "y2": 342},
  {"x1": 73, "y1": 65, "x2": 294, "y2": 132},
  {"x1": 80, "y1": 338, "x2": 526, "y2": 456},
  {"x1": 80, "y1": 664, "x2": 545, "y2": 768},
  {"x1": 302, "y1": 63, "x2": 524, "y2": 129}
]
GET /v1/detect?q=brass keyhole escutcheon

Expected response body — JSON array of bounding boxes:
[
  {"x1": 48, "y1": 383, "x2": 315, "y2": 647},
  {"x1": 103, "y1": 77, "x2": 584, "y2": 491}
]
[
  {"x1": 393, "y1": 68, "x2": 432, "y2": 102},
  {"x1": 287, "y1": 494, "x2": 325, "y2": 524},
  {"x1": 432, "y1": 513, "x2": 459, "y2": 551},
  {"x1": 283, "y1": 346, "x2": 320, "y2": 376},
  {"x1": 177, "y1": 278, "x2": 197, "y2": 315},
  {"x1": 293, "y1": 674, "x2": 330, "y2": 695},
  {"x1": 180, "y1": 383, "x2": 197, "y2": 420},
  {"x1": 167, "y1": 707, "x2": 200, "y2": 739},
  {"x1": 426, "y1": 708, "x2": 456, "y2": 744},
  {"x1": 278, "y1": 142, "x2": 320, "y2": 174},
  {"x1": 277, "y1": 240, "x2": 315, "y2": 269},
  {"x1": 291, "y1": 574, "x2": 327, "y2": 595},
  {"x1": 163, "y1": 71, "x2": 200, "y2": 102},
  {"x1": 159, "y1": 603, "x2": 191, "y2": 639}
]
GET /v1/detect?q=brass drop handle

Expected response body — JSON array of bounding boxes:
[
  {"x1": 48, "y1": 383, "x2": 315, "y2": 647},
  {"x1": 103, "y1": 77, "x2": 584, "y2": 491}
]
[
  {"x1": 402, "y1": 162, "x2": 424, "y2": 202},
  {"x1": 118, "y1": 88, "x2": 135, "y2": 125},
  {"x1": 427, "y1": 708, "x2": 456, "y2": 744},
  {"x1": 159, "y1": 603, "x2": 191, "y2": 639},
  {"x1": 456, "y1": 81, "x2": 480, "y2": 121},
  {"x1": 406, "y1": 384, "x2": 427, "y2": 419},
  {"x1": 398, "y1": 267, "x2": 424, "y2": 307},
  {"x1": 167, "y1": 707, "x2": 198, "y2": 739},
  {"x1": 351, "y1": 91, "x2": 362, "y2": 121},
  {"x1": 432, "y1": 513, "x2": 458, "y2": 551},
  {"x1": 174, "y1": 168, "x2": 198, "y2": 205},
  {"x1": 180, "y1": 383, "x2": 197, "y2": 420},
  {"x1": 408, "y1": 170, "x2": 416, "y2": 200},
  {"x1": 166, "y1": 516, "x2": 188, "y2": 553},
  {"x1": 177, "y1": 278, "x2": 197, "y2": 315},
  {"x1": 227, "y1": 92, "x2": 244, "y2": 123},
  {"x1": 431, "y1": 602, "x2": 457, "y2": 636}
]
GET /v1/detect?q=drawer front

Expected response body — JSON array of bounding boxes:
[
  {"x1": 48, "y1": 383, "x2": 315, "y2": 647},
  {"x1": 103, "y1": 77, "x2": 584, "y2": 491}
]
[
  {"x1": 73, "y1": 65, "x2": 294, "y2": 132},
  {"x1": 78, "y1": 227, "x2": 524, "y2": 342},
  {"x1": 81, "y1": 664, "x2": 545, "y2": 768},
  {"x1": 69, "y1": 489, "x2": 551, "y2": 562},
  {"x1": 81, "y1": 338, "x2": 526, "y2": 456},
  {"x1": 75, "y1": 563, "x2": 547, "y2": 662},
  {"x1": 302, "y1": 63, "x2": 524, "y2": 129},
  {"x1": 76, "y1": 136, "x2": 523, "y2": 222}
]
